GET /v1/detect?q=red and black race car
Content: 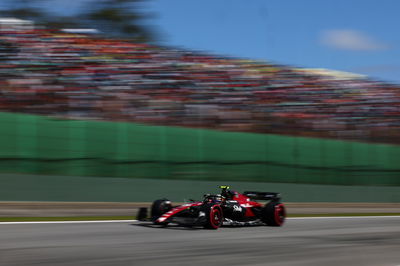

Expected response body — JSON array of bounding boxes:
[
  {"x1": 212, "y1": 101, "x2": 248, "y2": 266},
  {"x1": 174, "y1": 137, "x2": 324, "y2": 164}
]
[{"x1": 137, "y1": 186, "x2": 286, "y2": 229}]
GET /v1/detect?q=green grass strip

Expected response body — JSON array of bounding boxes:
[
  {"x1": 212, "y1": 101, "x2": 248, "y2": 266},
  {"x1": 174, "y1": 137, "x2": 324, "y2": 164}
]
[{"x1": 0, "y1": 213, "x2": 400, "y2": 222}]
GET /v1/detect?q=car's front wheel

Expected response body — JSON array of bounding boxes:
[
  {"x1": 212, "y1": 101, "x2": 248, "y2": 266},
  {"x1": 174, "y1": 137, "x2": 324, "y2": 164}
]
[{"x1": 151, "y1": 199, "x2": 172, "y2": 225}]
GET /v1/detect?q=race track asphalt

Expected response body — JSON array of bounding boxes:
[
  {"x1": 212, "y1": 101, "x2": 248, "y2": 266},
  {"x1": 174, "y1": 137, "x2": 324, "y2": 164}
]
[{"x1": 1, "y1": 217, "x2": 400, "y2": 266}]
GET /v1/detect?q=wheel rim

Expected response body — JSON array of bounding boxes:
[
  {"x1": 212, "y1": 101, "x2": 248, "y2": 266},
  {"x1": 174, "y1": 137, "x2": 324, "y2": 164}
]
[
  {"x1": 210, "y1": 206, "x2": 222, "y2": 228},
  {"x1": 274, "y1": 204, "x2": 286, "y2": 226}
]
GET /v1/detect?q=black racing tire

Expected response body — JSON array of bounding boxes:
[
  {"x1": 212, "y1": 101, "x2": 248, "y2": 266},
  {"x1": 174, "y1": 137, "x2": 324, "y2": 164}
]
[
  {"x1": 151, "y1": 199, "x2": 172, "y2": 225},
  {"x1": 261, "y1": 201, "x2": 286, "y2": 226},
  {"x1": 203, "y1": 203, "x2": 223, "y2": 229}
]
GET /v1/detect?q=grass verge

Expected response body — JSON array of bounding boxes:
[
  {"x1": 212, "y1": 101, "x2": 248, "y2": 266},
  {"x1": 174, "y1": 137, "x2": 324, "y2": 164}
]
[{"x1": 1, "y1": 213, "x2": 400, "y2": 222}]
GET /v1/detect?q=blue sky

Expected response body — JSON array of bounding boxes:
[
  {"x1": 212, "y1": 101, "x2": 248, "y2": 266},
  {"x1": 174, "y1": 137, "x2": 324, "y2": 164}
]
[
  {"x1": 148, "y1": 0, "x2": 400, "y2": 83},
  {"x1": 3, "y1": 0, "x2": 400, "y2": 83}
]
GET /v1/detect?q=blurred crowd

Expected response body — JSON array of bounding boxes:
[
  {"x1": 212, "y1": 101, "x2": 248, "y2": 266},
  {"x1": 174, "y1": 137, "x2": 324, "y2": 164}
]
[{"x1": 0, "y1": 28, "x2": 400, "y2": 143}]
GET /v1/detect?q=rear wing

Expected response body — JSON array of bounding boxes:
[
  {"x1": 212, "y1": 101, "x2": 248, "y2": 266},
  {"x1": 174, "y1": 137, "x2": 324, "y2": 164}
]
[{"x1": 243, "y1": 191, "x2": 281, "y2": 201}]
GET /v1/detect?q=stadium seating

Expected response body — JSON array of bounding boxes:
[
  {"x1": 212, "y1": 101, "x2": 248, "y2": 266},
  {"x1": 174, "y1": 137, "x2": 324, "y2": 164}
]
[{"x1": 0, "y1": 29, "x2": 399, "y2": 144}]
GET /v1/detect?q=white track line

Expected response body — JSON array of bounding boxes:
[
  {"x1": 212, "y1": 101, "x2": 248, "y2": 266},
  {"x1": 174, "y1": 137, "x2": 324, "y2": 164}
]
[
  {"x1": 0, "y1": 216, "x2": 400, "y2": 225},
  {"x1": 289, "y1": 216, "x2": 400, "y2": 220},
  {"x1": 0, "y1": 220, "x2": 137, "y2": 225}
]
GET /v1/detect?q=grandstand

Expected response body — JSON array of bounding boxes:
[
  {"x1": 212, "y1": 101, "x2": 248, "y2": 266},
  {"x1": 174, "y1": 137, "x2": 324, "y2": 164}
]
[{"x1": 0, "y1": 27, "x2": 399, "y2": 144}]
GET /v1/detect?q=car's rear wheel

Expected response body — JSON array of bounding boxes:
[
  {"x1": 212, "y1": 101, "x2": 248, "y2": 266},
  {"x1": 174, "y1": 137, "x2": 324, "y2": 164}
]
[
  {"x1": 151, "y1": 199, "x2": 172, "y2": 225},
  {"x1": 203, "y1": 204, "x2": 223, "y2": 229},
  {"x1": 261, "y1": 201, "x2": 286, "y2": 226}
]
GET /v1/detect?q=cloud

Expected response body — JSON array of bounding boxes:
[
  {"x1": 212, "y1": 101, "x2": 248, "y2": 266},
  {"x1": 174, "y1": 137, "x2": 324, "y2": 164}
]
[{"x1": 320, "y1": 30, "x2": 389, "y2": 51}]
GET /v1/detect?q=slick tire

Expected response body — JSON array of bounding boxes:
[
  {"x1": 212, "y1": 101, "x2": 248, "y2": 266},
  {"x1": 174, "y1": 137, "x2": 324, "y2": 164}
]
[
  {"x1": 261, "y1": 201, "x2": 286, "y2": 226},
  {"x1": 203, "y1": 204, "x2": 223, "y2": 229},
  {"x1": 151, "y1": 199, "x2": 172, "y2": 225}
]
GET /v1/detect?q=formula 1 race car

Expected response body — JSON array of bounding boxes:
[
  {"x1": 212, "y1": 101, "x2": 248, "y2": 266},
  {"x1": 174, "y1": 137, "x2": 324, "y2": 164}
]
[{"x1": 137, "y1": 186, "x2": 286, "y2": 229}]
